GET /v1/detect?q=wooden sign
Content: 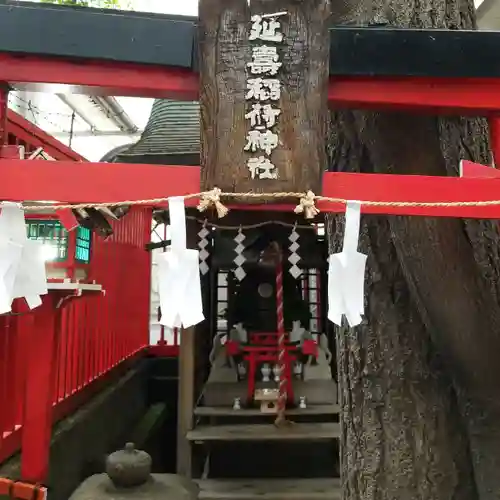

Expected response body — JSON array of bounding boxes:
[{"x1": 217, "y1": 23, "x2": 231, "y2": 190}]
[{"x1": 199, "y1": 0, "x2": 330, "y2": 196}]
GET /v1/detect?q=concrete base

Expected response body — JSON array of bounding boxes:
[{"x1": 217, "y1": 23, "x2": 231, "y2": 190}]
[{"x1": 70, "y1": 473, "x2": 198, "y2": 499}]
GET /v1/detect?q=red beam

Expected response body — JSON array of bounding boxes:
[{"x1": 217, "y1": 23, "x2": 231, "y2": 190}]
[
  {"x1": 7, "y1": 110, "x2": 87, "y2": 162},
  {"x1": 3, "y1": 54, "x2": 500, "y2": 114},
  {"x1": 0, "y1": 54, "x2": 198, "y2": 99},
  {"x1": 0, "y1": 159, "x2": 200, "y2": 204},
  {"x1": 320, "y1": 171, "x2": 500, "y2": 218},
  {"x1": 1, "y1": 159, "x2": 500, "y2": 219},
  {"x1": 148, "y1": 344, "x2": 180, "y2": 357},
  {"x1": 328, "y1": 77, "x2": 500, "y2": 115},
  {"x1": 460, "y1": 160, "x2": 500, "y2": 178}
]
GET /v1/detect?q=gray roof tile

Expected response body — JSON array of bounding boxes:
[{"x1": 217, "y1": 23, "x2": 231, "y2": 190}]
[{"x1": 119, "y1": 99, "x2": 200, "y2": 156}]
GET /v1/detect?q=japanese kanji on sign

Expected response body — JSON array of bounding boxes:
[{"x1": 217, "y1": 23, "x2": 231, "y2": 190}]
[
  {"x1": 199, "y1": 2, "x2": 330, "y2": 195},
  {"x1": 244, "y1": 12, "x2": 285, "y2": 181}
]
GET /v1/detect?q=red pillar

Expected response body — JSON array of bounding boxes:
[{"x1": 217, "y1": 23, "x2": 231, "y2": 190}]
[
  {"x1": 489, "y1": 116, "x2": 500, "y2": 169},
  {"x1": 21, "y1": 295, "x2": 59, "y2": 483}
]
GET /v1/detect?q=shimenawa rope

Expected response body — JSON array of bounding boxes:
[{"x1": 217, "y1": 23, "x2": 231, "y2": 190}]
[{"x1": 20, "y1": 187, "x2": 500, "y2": 216}]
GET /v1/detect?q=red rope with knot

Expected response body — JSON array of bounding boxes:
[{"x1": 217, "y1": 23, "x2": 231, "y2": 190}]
[{"x1": 274, "y1": 249, "x2": 289, "y2": 427}]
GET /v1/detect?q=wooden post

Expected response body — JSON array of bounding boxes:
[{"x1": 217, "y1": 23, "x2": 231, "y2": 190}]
[
  {"x1": 176, "y1": 325, "x2": 196, "y2": 477},
  {"x1": 176, "y1": 219, "x2": 200, "y2": 478},
  {"x1": 21, "y1": 295, "x2": 59, "y2": 483},
  {"x1": 199, "y1": 0, "x2": 330, "y2": 195}
]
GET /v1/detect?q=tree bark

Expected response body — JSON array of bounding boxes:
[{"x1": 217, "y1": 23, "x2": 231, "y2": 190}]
[
  {"x1": 328, "y1": 118, "x2": 478, "y2": 500},
  {"x1": 329, "y1": 0, "x2": 500, "y2": 499},
  {"x1": 199, "y1": 0, "x2": 249, "y2": 193}
]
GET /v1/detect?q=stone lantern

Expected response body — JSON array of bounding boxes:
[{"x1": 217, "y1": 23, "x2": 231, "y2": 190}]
[{"x1": 70, "y1": 443, "x2": 198, "y2": 499}]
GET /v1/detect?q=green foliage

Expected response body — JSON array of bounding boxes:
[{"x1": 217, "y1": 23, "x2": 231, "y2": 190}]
[{"x1": 40, "y1": 0, "x2": 125, "y2": 8}]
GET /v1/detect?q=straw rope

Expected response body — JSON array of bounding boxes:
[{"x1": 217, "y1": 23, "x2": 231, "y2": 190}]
[{"x1": 19, "y1": 187, "x2": 500, "y2": 216}]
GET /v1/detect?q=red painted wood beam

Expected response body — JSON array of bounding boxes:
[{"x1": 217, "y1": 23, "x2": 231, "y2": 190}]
[
  {"x1": 0, "y1": 54, "x2": 198, "y2": 99},
  {"x1": 460, "y1": 160, "x2": 500, "y2": 178},
  {"x1": 328, "y1": 77, "x2": 500, "y2": 114},
  {"x1": 0, "y1": 159, "x2": 201, "y2": 205},
  {"x1": 4, "y1": 54, "x2": 500, "y2": 114},
  {"x1": 7, "y1": 110, "x2": 87, "y2": 162},
  {"x1": 320, "y1": 171, "x2": 500, "y2": 218},
  {"x1": 1, "y1": 159, "x2": 500, "y2": 219}
]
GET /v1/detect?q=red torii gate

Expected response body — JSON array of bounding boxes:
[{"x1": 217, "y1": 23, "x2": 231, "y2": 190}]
[
  {"x1": 0, "y1": 6, "x2": 498, "y2": 216},
  {"x1": 2, "y1": 2, "x2": 500, "y2": 489},
  {"x1": 1, "y1": 54, "x2": 500, "y2": 216}
]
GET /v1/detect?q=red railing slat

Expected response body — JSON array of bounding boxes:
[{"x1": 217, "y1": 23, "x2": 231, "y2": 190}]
[
  {"x1": 0, "y1": 208, "x2": 152, "y2": 478},
  {"x1": 0, "y1": 112, "x2": 153, "y2": 479}
]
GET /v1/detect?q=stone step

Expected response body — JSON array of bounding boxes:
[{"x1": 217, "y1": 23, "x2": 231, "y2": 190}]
[
  {"x1": 197, "y1": 478, "x2": 341, "y2": 499},
  {"x1": 187, "y1": 422, "x2": 340, "y2": 442},
  {"x1": 194, "y1": 404, "x2": 340, "y2": 417}
]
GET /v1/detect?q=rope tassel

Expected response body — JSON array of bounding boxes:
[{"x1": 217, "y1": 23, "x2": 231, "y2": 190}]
[
  {"x1": 294, "y1": 190, "x2": 320, "y2": 219},
  {"x1": 197, "y1": 188, "x2": 229, "y2": 218}
]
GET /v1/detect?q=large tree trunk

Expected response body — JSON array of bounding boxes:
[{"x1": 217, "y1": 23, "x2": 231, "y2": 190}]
[{"x1": 329, "y1": 1, "x2": 500, "y2": 499}]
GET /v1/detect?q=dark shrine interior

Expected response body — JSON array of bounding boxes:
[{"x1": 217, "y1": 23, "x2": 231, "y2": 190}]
[{"x1": 211, "y1": 223, "x2": 327, "y2": 331}]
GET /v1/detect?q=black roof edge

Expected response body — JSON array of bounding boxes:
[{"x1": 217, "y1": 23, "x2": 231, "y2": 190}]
[{"x1": 0, "y1": 2, "x2": 499, "y2": 78}]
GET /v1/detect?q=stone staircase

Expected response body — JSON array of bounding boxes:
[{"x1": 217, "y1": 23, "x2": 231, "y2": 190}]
[
  {"x1": 189, "y1": 405, "x2": 341, "y2": 500},
  {"x1": 197, "y1": 478, "x2": 341, "y2": 499}
]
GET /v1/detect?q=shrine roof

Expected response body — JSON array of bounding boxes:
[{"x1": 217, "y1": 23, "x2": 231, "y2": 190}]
[
  {"x1": 1, "y1": 1, "x2": 500, "y2": 78},
  {"x1": 119, "y1": 99, "x2": 200, "y2": 157},
  {"x1": 0, "y1": 0, "x2": 196, "y2": 69}
]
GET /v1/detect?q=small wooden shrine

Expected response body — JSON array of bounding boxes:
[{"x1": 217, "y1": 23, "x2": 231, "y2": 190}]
[{"x1": 172, "y1": 3, "x2": 342, "y2": 496}]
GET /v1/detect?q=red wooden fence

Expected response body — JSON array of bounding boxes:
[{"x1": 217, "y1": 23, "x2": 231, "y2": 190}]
[
  {"x1": 0, "y1": 111, "x2": 152, "y2": 482},
  {"x1": 53, "y1": 207, "x2": 152, "y2": 405},
  {"x1": 0, "y1": 207, "x2": 152, "y2": 478}
]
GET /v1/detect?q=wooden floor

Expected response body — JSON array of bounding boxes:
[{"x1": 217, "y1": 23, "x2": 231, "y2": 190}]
[
  {"x1": 187, "y1": 422, "x2": 340, "y2": 441},
  {"x1": 197, "y1": 478, "x2": 342, "y2": 499},
  {"x1": 194, "y1": 404, "x2": 340, "y2": 417}
]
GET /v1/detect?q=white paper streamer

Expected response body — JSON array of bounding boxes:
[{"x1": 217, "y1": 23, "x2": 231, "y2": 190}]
[
  {"x1": 328, "y1": 201, "x2": 367, "y2": 327},
  {"x1": 0, "y1": 202, "x2": 48, "y2": 313},
  {"x1": 158, "y1": 197, "x2": 204, "y2": 329},
  {"x1": 0, "y1": 239, "x2": 22, "y2": 314}
]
